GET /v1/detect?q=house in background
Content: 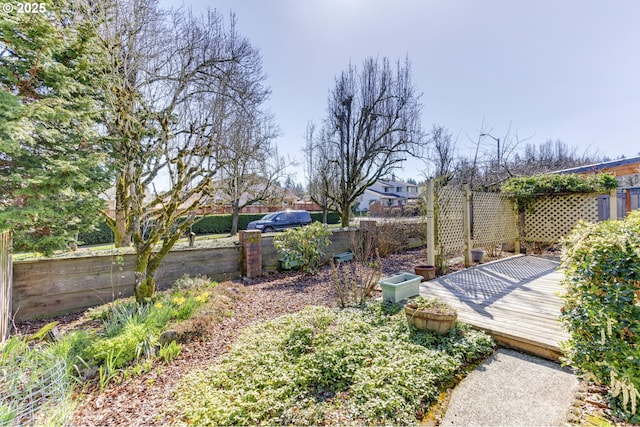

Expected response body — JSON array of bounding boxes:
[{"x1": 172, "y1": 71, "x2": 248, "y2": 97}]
[
  {"x1": 356, "y1": 175, "x2": 420, "y2": 213},
  {"x1": 554, "y1": 155, "x2": 640, "y2": 219}
]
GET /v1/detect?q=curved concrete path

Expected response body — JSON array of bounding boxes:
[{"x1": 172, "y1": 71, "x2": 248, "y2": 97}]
[{"x1": 440, "y1": 349, "x2": 579, "y2": 426}]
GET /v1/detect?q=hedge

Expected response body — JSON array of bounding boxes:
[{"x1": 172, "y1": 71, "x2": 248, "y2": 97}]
[
  {"x1": 77, "y1": 212, "x2": 340, "y2": 246},
  {"x1": 561, "y1": 210, "x2": 640, "y2": 422}
]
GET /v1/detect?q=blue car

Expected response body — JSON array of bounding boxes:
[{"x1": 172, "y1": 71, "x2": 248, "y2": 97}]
[{"x1": 247, "y1": 210, "x2": 312, "y2": 233}]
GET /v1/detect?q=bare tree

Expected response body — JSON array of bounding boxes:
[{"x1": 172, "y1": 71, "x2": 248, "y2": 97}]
[
  {"x1": 216, "y1": 109, "x2": 286, "y2": 235},
  {"x1": 92, "y1": 1, "x2": 269, "y2": 301},
  {"x1": 304, "y1": 121, "x2": 337, "y2": 223},
  {"x1": 427, "y1": 124, "x2": 456, "y2": 185},
  {"x1": 318, "y1": 56, "x2": 425, "y2": 226}
]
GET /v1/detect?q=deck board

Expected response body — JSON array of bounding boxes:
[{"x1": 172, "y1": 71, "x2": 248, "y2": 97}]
[{"x1": 419, "y1": 255, "x2": 569, "y2": 361}]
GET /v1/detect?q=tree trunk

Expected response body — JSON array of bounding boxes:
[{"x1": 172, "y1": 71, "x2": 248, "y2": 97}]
[
  {"x1": 114, "y1": 171, "x2": 132, "y2": 247},
  {"x1": 134, "y1": 250, "x2": 155, "y2": 303},
  {"x1": 230, "y1": 200, "x2": 240, "y2": 236},
  {"x1": 340, "y1": 204, "x2": 350, "y2": 228}
]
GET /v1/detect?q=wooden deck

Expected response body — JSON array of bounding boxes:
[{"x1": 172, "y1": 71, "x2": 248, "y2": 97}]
[{"x1": 420, "y1": 255, "x2": 569, "y2": 361}]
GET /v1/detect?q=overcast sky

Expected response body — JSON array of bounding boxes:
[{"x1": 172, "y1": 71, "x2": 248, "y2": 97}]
[{"x1": 162, "y1": 0, "x2": 640, "y2": 182}]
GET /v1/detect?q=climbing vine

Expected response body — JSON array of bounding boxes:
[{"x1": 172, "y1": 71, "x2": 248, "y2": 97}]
[{"x1": 502, "y1": 173, "x2": 618, "y2": 212}]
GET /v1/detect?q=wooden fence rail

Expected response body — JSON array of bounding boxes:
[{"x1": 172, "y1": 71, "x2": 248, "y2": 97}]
[{"x1": 1, "y1": 231, "x2": 11, "y2": 344}]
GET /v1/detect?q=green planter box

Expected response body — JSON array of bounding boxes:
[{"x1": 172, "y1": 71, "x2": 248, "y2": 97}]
[
  {"x1": 280, "y1": 258, "x2": 303, "y2": 270},
  {"x1": 333, "y1": 251, "x2": 354, "y2": 263},
  {"x1": 379, "y1": 272, "x2": 422, "y2": 303}
]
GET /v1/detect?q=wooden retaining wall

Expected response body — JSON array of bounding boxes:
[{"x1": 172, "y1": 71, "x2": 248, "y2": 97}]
[
  {"x1": 261, "y1": 229, "x2": 355, "y2": 270},
  {"x1": 12, "y1": 246, "x2": 242, "y2": 321},
  {"x1": 11, "y1": 226, "x2": 415, "y2": 322}
]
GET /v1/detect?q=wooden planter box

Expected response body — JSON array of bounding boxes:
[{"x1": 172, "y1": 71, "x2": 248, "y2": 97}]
[
  {"x1": 405, "y1": 305, "x2": 457, "y2": 334},
  {"x1": 379, "y1": 272, "x2": 422, "y2": 302}
]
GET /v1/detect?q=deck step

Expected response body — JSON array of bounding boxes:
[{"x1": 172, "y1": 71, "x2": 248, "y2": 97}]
[{"x1": 420, "y1": 255, "x2": 567, "y2": 362}]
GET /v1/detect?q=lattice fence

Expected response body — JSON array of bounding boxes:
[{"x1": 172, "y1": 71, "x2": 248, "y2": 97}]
[
  {"x1": 436, "y1": 186, "x2": 466, "y2": 257},
  {"x1": 472, "y1": 192, "x2": 518, "y2": 248},
  {"x1": 524, "y1": 193, "x2": 599, "y2": 242},
  {"x1": 1, "y1": 230, "x2": 11, "y2": 344}
]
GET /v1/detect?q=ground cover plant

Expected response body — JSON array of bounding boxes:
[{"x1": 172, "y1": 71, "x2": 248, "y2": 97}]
[
  {"x1": 561, "y1": 211, "x2": 640, "y2": 423},
  {"x1": 173, "y1": 302, "x2": 495, "y2": 426},
  {"x1": 1, "y1": 275, "x2": 218, "y2": 425}
]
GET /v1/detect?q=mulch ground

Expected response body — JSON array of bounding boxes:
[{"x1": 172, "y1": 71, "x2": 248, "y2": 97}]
[{"x1": 12, "y1": 248, "x2": 623, "y2": 426}]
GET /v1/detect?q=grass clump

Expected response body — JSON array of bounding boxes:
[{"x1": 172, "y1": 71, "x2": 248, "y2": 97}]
[{"x1": 173, "y1": 302, "x2": 494, "y2": 426}]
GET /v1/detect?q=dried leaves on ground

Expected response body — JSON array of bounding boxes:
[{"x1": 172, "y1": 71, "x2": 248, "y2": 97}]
[{"x1": 15, "y1": 248, "x2": 615, "y2": 426}]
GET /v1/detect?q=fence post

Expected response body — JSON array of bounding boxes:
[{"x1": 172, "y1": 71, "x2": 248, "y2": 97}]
[
  {"x1": 0, "y1": 231, "x2": 12, "y2": 344},
  {"x1": 462, "y1": 184, "x2": 472, "y2": 267},
  {"x1": 609, "y1": 188, "x2": 618, "y2": 220},
  {"x1": 426, "y1": 179, "x2": 436, "y2": 266},
  {"x1": 239, "y1": 230, "x2": 262, "y2": 278}
]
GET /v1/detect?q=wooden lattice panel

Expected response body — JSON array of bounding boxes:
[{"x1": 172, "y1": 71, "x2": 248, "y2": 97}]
[
  {"x1": 436, "y1": 186, "x2": 465, "y2": 255},
  {"x1": 472, "y1": 192, "x2": 518, "y2": 248},
  {"x1": 525, "y1": 193, "x2": 599, "y2": 242}
]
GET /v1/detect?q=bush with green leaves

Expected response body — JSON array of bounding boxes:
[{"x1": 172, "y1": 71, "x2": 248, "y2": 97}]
[
  {"x1": 273, "y1": 222, "x2": 332, "y2": 274},
  {"x1": 561, "y1": 210, "x2": 640, "y2": 421},
  {"x1": 173, "y1": 302, "x2": 494, "y2": 425}
]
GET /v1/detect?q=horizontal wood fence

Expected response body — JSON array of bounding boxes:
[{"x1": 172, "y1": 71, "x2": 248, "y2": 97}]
[
  {"x1": 12, "y1": 246, "x2": 242, "y2": 321},
  {"x1": 11, "y1": 228, "x2": 359, "y2": 322},
  {"x1": 261, "y1": 229, "x2": 354, "y2": 271},
  {"x1": 1, "y1": 231, "x2": 11, "y2": 343}
]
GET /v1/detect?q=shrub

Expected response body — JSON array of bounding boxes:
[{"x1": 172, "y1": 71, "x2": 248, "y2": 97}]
[
  {"x1": 77, "y1": 221, "x2": 114, "y2": 246},
  {"x1": 273, "y1": 222, "x2": 332, "y2": 274},
  {"x1": 561, "y1": 210, "x2": 640, "y2": 421},
  {"x1": 173, "y1": 303, "x2": 494, "y2": 426}
]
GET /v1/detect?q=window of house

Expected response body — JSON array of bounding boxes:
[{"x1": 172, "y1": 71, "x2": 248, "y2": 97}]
[{"x1": 396, "y1": 187, "x2": 403, "y2": 192}]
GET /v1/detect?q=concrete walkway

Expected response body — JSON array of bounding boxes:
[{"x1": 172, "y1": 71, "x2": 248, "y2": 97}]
[{"x1": 440, "y1": 349, "x2": 579, "y2": 426}]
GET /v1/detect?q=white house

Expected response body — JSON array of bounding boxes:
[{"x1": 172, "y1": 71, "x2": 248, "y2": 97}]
[{"x1": 356, "y1": 175, "x2": 419, "y2": 212}]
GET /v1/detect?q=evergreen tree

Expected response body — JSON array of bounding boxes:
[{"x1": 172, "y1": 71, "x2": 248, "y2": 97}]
[{"x1": 0, "y1": 1, "x2": 110, "y2": 254}]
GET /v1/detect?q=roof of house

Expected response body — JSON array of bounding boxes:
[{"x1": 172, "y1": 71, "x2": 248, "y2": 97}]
[
  {"x1": 553, "y1": 156, "x2": 640, "y2": 175},
  {"x1": 365, "y1": 188, "x2": 404, "y2": 199},
  {"x1": 364, "y1": 188, "x2": 419, "y2": 200}
]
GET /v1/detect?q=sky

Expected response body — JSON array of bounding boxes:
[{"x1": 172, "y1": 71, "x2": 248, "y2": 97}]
[{"x1": 161, "y1": 0, "x2": 640, "y2": 182}]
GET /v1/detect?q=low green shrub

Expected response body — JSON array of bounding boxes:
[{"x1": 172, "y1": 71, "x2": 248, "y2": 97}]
[
  {"x1": 273, "y1": 222, "x2": 332, "y2": 274},
  {"x1": 77, "y1": 220, "x2": 114, "y2": 246},
  {"x1": 561, "y1": 211, "x2": 640, "y2": 422},
  {"x1": 173, "y1": 302, "x2": 494, "y2": 425},
  {"x1": 159, "y1": 341, "x2": 182, "y2": 362}
]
